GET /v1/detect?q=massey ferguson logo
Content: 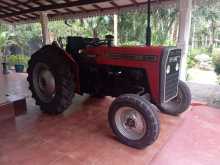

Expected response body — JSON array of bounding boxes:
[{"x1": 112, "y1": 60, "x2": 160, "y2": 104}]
[
  {"x1": 109, "y1": 53, "x2": 158, "y2": 62},
  {"x1": 168, "y1": 56, "x2": 180, "y2": 63}
]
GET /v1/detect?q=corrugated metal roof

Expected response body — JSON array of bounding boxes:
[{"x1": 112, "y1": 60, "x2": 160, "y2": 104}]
[{"x1": 0, "y1": 0, "x2": 176, "y2": 23}]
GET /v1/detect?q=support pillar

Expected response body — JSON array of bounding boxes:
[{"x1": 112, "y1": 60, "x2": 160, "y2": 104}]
[
  {"x1": 40, "y1": 12, "x2": 50, "y2": 45},
  {"x1": 113, "y1": 14, "x2": 118, "y2": 46},
  {"x1": 177, "y1": 0, "x2": 192, "y2": 81}
]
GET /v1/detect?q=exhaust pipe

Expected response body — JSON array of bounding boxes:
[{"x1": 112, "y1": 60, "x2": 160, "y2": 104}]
[{"x1": 146, "y1": 0, "x2": 151, "y2": 46}]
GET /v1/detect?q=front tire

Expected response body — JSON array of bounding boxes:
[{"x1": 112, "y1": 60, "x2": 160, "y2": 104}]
[
  {"x1": 160, "y1": 81, "x2": 191, "y2": 116},
  {"x1": 27, "y1": 46, "x2": 75, "y2": 115},
  {"x1": 108, "y1": 94, "x2": 160, "y2": 149}
]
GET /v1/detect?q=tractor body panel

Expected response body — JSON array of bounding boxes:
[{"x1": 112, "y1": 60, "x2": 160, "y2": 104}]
[
  {"x1": 63, "y1": 36, "x2": 181, "y2": 106},
  {"x1": 86, "y1": 46, "x2": 163, "y2": 104}
]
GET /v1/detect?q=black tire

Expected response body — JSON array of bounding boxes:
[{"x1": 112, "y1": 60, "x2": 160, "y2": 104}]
[
  {"x1": 108, "y1": 94, "x2": 160, "y2": 149},
  {"x1": 160, "y1": 80, "x2": 191, "y2": 116},
  {"x1": 27, "y1": 45, "x2": 75, "y2": 115}
]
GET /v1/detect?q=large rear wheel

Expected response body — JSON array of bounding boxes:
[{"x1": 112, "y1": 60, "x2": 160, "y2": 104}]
[
  {"x1": 27, "y1": 46, "x2": 75, "y2": 114},
  {"x1": 108, "y1": 94, "x2": 160, "y2": 149},
  {"x1": 160, "y1": 81, "x2": 191, "y2": 116}
]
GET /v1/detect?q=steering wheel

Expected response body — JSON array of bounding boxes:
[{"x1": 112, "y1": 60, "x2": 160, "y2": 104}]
[
  {"x1": 87, "y1": 35, "x2": 114, "y2": 47},
  {"x1": 87, "y1": 40, "x2": 107, "y2": 47}
]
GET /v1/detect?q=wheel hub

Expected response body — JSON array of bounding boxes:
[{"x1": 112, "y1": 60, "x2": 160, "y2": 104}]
[
  {"x1": 125, "y1": 115, "x2": 136, "y2": 128},
  {"x1": 33, "y1": 63, "x2": 56, "y2": 103},
  {"x1": 115, "y1": 107, "x2": 147, "y2": 140},
  {"x1": 38, "y1": 69, "x2": 56, "y2": 96}
]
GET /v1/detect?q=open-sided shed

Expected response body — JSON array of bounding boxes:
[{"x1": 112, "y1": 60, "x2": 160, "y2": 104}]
[
  {"x1": 0, "y1": 0, "x2": 197, "y2": 79},
  {"x1": 0, "y1": 0, "x2": 178, "y2": 23},
  {"x1": 1, "y1": 1, "x2": 220, "y2": 164}
]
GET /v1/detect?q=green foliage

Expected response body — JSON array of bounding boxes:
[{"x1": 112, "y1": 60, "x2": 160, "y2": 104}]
[
  {"x1": 191, "y1": 1, "x2": 220, "y2": 52},
  {"x1": 11, "y1": 23, "x2": 42, "y2": 53},
  {"x1": 187, "y1": 55, "x2": 197, "y2": 69},
  {"x1": 118, "y1": 7, "x2": 178, "y2": 46},
  {"x1": 152, "y1": 8, "x2": 177, "y2": 45},
  {"x1": 213, "y1": 48, "x2": 220, "y2": 74},
  {"x1": 49, "y1": 17, "x2": 113, "y2": 40},
  {"x1": 187, "y1": 48, "x2": 210, "y2": 68},
  {"x1": 7, "y1": 55, "x2": 30, "y2": 67},
  {"x1": 120, "y1": 41, "x2": 142, "y2": 46},
  {"x1": 190, "y1": 48, "x2": 210, "y2": 56},
  {"x1": 0, "y1": 31, "x2": 19, "y2": 54},
  {"x1": 0, "y1": 2, "x2": 219, "y2": 59},
  {"x1": 118, "y1": 11, "x2": 147, "y2": 45}
]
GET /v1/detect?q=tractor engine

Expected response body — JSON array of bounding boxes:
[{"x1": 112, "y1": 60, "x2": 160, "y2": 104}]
[
  {"x1": 80, "y1": 65, "x2": 148, "y2": 97},
  {"x1": 66, "y1": 36, "x2": 151, "y2": 97}
]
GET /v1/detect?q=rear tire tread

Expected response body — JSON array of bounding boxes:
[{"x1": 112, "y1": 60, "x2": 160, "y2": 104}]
[{"x1": 27, "y1": 46, "x2": 75, "y2": 115}]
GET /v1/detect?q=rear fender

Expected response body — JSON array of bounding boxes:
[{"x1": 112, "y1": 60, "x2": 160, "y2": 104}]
[{"x1": 39, "y1": 45, "x2": 80, "y2": 93}]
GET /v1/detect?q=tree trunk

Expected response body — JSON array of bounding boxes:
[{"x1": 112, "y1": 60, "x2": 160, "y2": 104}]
[
  {"x1": 93, "y1": 28, "x2": 98, "y2": 38},
  {"x1": 191, "y1": 23, "x2": 195, "y2": 49},
  {"x1": 208, "y1": 22, "x2": 215, "y2": 53},
  {"x1": 172, "y1": 20, "x2": 178, "y2": 42}
]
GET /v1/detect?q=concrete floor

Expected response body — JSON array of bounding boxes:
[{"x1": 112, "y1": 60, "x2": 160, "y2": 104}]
[
  {"x1": 188, "y1": 82, "x2": 220, "y2": 108},
  {"x1": 0, "y1": 72, "x2": 220, "y2": 165}
]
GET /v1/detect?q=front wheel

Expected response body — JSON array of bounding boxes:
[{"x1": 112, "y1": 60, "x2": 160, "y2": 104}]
[
  {"x1": 108, "y1": 94, "x2": 160, "y2": 149},
  {"x1": 160, "y1": 81, "x2": 191, "y2": 116}
]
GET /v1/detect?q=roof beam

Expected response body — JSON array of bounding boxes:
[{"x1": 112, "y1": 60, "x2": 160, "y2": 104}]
[
  {"x1": 0, "y1": 0, "x2": 37, "y2": 19},
  {"x1": 64, "y1": 8, "x2": 75, "y2": 14},
  {"x1": 62, "y1": 0, "x2": 76, "y2": 13},
  {"x1": 13, "y1": 0, "x2": 33, "y2": 8},
  {"x1": 92, "y1": 4, "x2": 102, "y2": 10},
  {"x1": 0, "y1": 0, "x2": 112, "y2": 19},
  {"x1": 1, "y1": 0, "x2": 34, "y2": 9},
  {"x1": 78, "y1": 7, "x2": 88, "y2": 12},
  {"x1": 0, "y1": 3, "x2": 19, "y2": 13},
  {"x1": 0, "y1": 1, "x2": 20, "y2": 11},
  {"x1": 110, "y1": 1, "x2": 119, "y2": 8},
  {"x1": 130, "y1": 0, "x2": 138, "y2": 5}
]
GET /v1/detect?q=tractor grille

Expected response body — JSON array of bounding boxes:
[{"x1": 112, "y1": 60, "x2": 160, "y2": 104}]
[
  {"x1": 165, "y1": 71, "x2": 179, "y2": 101},
  {"x1": 162, "y1": 48, "x2": 181, "y2": 102}
]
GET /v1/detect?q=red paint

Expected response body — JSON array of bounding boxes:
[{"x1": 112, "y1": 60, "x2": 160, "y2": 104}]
[{"x1": 86, "y1": 45, "x2": 164, "y2": 103}]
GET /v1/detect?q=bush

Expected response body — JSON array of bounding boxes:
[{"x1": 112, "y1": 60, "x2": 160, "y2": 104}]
[
  {"x1": 213, "y1": 48, "x2": 220, "y2": 75},
  {"x1": 7, "y1": 55, "x2": 30, "y2": 67},
  {"x1": 187, "y1": 54, "x2": 197, "y2": 68},
  {"x1": 120, "y1": 41, "x2": 141, "y2": 46},
  {"x1": 187, "y1": 48, "x2": 210, "y2": 68}
]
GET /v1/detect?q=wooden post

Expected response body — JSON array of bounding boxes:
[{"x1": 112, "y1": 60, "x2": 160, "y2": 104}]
[
  {"x1": 113, "y1": 14, "x2": 118, "y2": 46},
  {"x1": 40, "y1": 12, "x2": 50, "y2": 45},
  {"x1": 177, "y1": 0, "x2": 192, "y2": 81}
]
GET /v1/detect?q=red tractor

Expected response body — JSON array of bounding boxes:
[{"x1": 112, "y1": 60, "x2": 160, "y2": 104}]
[{"x1": 27, "y1": 2, "x2": 191, "y2": 149}]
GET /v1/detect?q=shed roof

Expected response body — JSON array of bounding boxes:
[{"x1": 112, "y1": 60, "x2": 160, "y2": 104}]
[{"x1": 0, "y1": 0, "x2": 175, "y2": 23}]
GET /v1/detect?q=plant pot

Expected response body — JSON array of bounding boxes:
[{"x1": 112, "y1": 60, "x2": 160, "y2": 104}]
[
  {"x1": 2, "y1": 62, "x2": 9, "y2": 74},
  {"x1": 15, "y1": 64, "x2": 24, "y2": 73}
]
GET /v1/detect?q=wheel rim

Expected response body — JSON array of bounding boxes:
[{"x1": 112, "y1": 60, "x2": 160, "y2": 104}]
[
  {"x1": 33, "y1": 63, "x2": 56, "y2": 103},
  {"x1": 115, "y1": 107, "x2": 147, "y2": 140}
]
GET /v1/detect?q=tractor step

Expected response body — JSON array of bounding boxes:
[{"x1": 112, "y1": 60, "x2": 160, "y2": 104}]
[{"x1": 0, "y1": 95, "x2": 26, "y2": 123}]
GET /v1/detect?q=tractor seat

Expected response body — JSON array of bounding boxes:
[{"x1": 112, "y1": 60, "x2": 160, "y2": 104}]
[{"x1": 66, "y1": 36, "x2": 86, "y2": 61}]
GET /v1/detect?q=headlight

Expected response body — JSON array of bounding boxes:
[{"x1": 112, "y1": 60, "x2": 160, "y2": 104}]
[
  {"x1": 175, "y1": 63, "x2": 179, "y2": 71},
  {"x1": 78, "y1": 49, "x2": 84, "y2": 54},
  {"x1": 166, "y1": 65, "x2": 171, "y2": 74}
]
